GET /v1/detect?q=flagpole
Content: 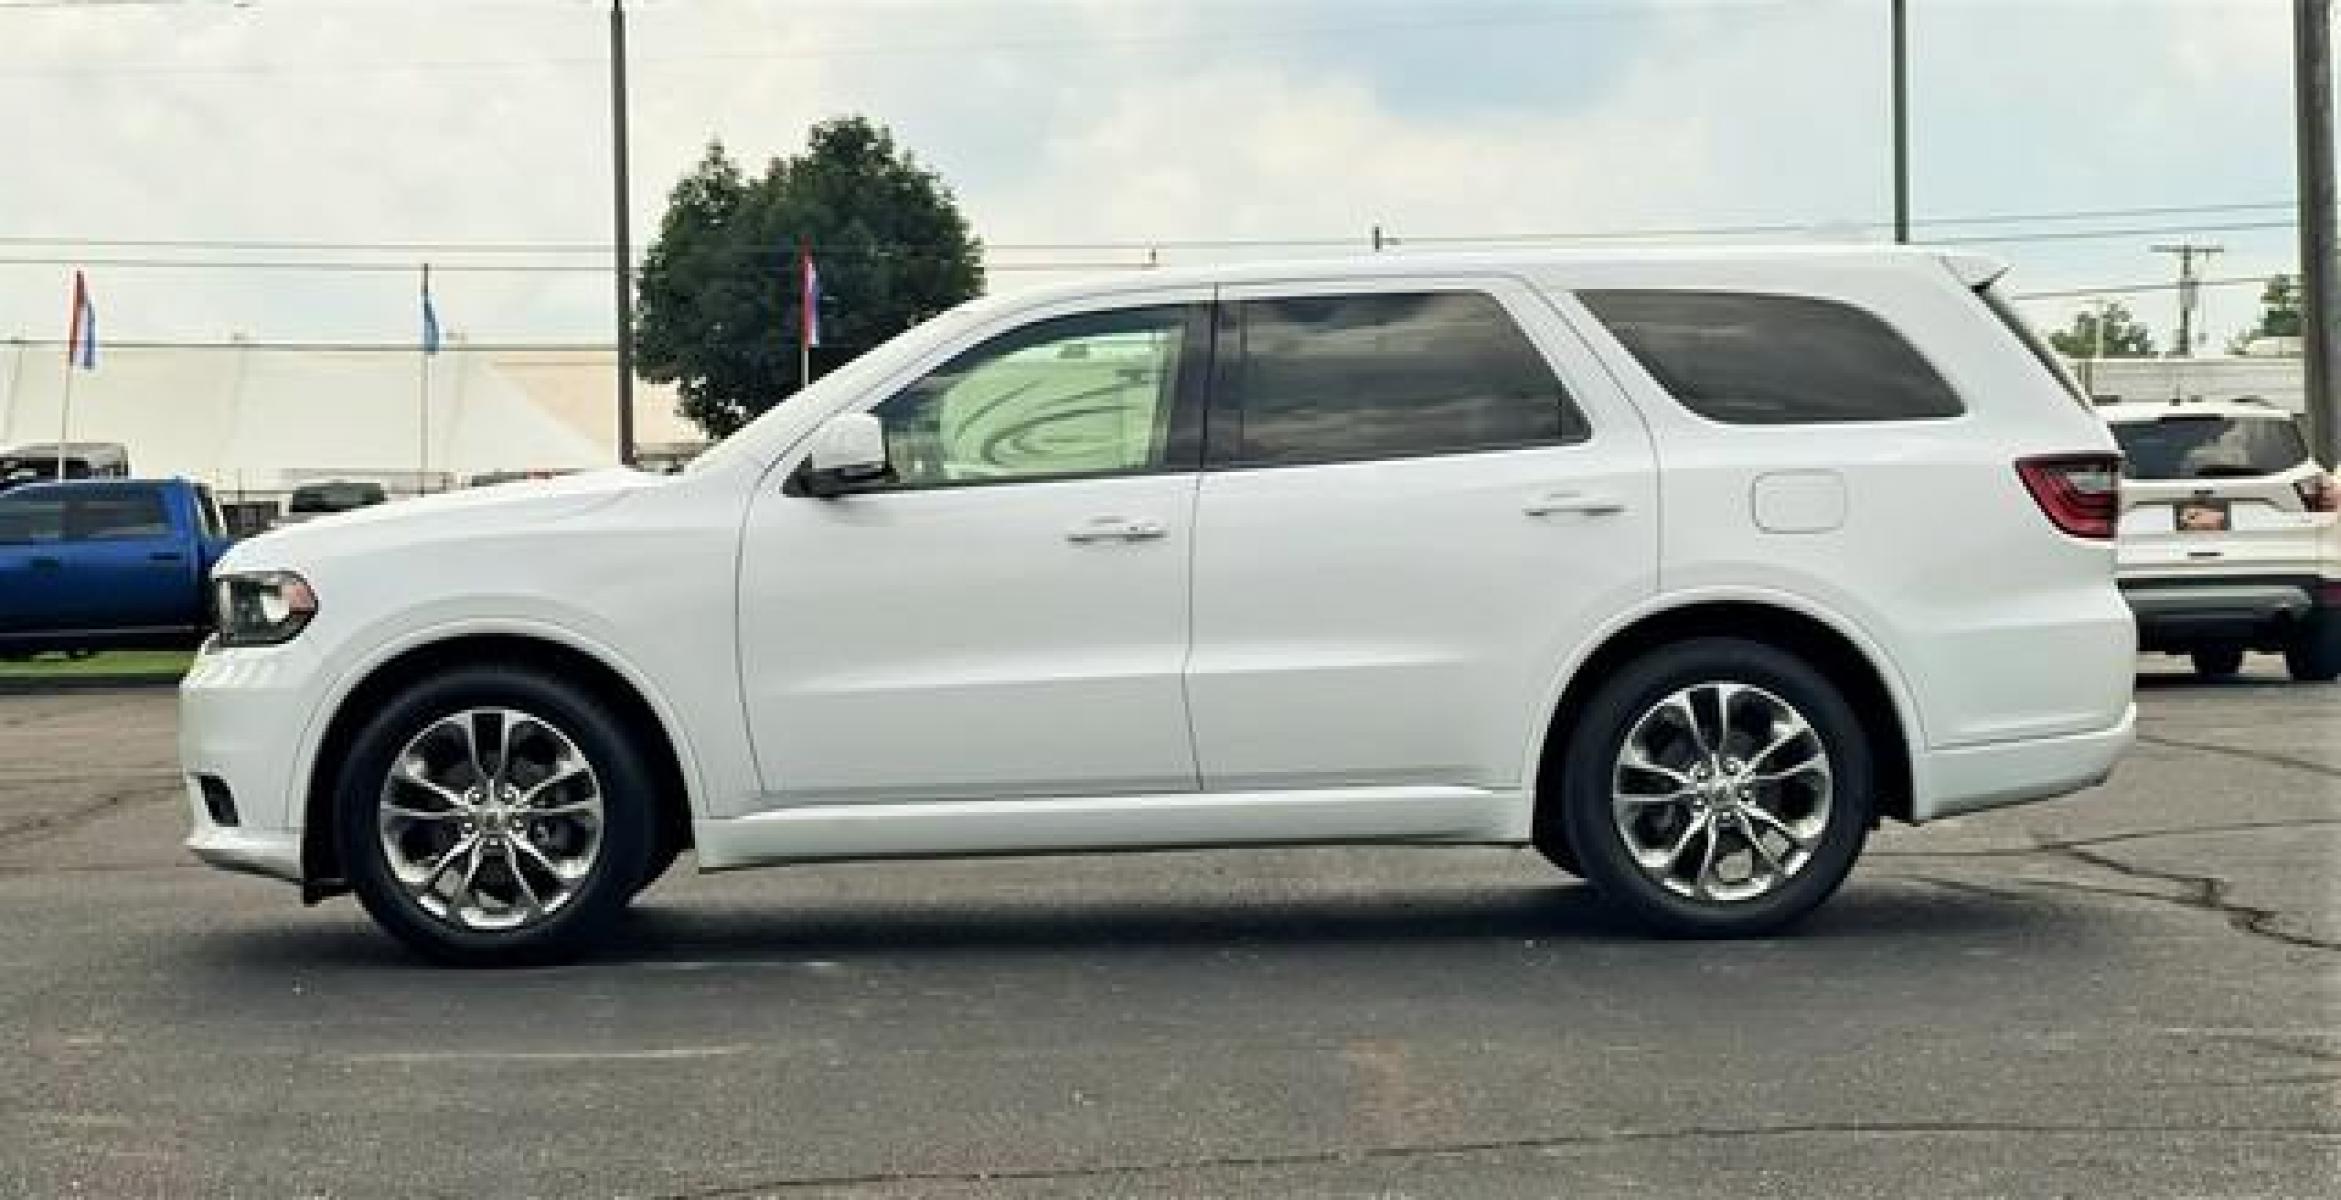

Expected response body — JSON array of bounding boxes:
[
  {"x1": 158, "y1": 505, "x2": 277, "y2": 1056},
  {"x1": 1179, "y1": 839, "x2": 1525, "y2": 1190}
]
[
  {"x1": 55, "y1": 355, "x2": 75, "y2": 481},
  {"x1": 418, "y1": 263, "x2": 431, "y2": 496}
]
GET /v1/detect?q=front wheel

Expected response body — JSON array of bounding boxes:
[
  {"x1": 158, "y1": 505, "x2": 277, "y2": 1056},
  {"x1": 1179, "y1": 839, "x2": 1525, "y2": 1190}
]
[
  {"x1": 336, "y1": 665, "x2": 656, "y2": 965},
  {"x1": 1555, "y1": 638, "x2": 1873, "y2": 937}
]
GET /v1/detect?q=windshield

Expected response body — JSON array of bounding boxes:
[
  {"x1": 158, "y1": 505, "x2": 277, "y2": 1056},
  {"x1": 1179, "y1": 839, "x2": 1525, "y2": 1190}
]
[
  {"x1": 683, "y1": 304, "x2": 987, "y2": 476},
  {"x1": 2111, "y1": 414, "x2": 2310, "y2": 480}
]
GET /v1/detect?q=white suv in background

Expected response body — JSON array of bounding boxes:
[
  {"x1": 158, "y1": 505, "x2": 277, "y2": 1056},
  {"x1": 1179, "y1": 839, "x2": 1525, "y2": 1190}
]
[
  {"x1": 2104, "y1": 400, "x2": 2341, "y2": 682},
  {"x1": 181, "y1": 248, "x2": 2136, "y2": 964}
]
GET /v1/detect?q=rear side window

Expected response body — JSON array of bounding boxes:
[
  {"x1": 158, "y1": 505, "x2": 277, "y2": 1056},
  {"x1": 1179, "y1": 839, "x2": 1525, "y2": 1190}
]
[
  {"x1": 1223, "y1": 291, "x2": 1587, "y2": 467},
  {"x1": 2110, "y1": 415, "x2": 2310, "y2": 480},
  {"x1": 64, "y1": 487, "x2": 169, "y2": 540},
  {"x1": 1579, "y1": 290, "x2": 1964, "y2": 424},
  {"x1": 0, "y1": 494, "x2": 65, "y2": 543}
]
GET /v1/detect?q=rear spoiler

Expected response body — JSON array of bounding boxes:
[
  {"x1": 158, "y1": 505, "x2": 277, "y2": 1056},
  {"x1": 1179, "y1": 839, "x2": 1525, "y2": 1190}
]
[{"x1": 1942, "y1": 252, "x2": 2011, "y2": 290}]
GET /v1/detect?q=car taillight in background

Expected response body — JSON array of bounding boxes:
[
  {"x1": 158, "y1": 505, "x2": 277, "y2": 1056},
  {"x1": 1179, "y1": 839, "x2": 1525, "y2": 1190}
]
[
  {"x1": 2017, "y1": 454, "x2": 2123, "y2": 540},
  {"x1": 2294, "y1": 472, "x2": 2337, "y2": 514}
]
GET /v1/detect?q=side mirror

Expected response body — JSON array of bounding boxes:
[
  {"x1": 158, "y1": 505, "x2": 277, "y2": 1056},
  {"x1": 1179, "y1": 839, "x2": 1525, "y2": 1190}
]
[{"x1": 797, "y1": 411, "x2": 893, "y2": 498}]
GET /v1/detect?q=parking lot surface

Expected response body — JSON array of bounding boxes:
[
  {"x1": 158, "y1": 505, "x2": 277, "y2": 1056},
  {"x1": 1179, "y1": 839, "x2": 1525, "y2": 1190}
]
[{"x1": 1, "y1": 661, "x2": 2335, "y2": 1197}]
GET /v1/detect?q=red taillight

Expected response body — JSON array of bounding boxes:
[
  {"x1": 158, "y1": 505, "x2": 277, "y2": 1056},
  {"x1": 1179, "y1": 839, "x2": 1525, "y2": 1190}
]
[
  {"x1": 2017, "y1": 454, "x2": 2122, "y2": 540},
  {"x1": 2296, "y1": 473, "x2": 2337, "y2": 514}
]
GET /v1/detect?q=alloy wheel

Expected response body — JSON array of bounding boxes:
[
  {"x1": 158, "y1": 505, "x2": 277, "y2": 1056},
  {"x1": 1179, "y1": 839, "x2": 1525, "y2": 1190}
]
[
  {"x1": 1609, "y1": 681, "x2": 1833, "y2": 903},
  {"x1": 376, "y1": 707, "x2": 605, "y2": 932}
]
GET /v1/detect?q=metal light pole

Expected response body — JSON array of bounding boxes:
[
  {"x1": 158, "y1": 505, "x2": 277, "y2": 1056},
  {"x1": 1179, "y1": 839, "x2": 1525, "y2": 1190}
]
[
  {"x1": 610, "y1": 0, "x2": 637, "y2": 467},
  {"x1": 2297, "y1": 0, "x2": 2338, "y2": 466},
  {"x1": 1891, "y1": 0, "x2": 1910, "y2": 244}
]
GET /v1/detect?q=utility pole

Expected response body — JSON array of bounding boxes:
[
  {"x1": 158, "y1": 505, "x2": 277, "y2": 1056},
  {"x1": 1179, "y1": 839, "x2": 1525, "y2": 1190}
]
[
  {"x1": 609, "y1": 0, "x2": 637, "y2": 467},
  {"x1": 2298, "y1": 0, "x2": 2338, "y2": 466},
  {"x1": 2151, "y1": 242, "x2": 2223, "y2": 357},
  {"x1": 1891, "y1": 0, "x2": 1910, "y2": 244}
]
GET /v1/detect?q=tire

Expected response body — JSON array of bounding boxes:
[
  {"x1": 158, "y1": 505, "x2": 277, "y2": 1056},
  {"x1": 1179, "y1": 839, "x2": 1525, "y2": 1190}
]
[
  {"x1": 1554, "y1": 638, "x2": 1874, "y2": 938},
  {"x1": 2286, "y1": 612, "x2": 2341, "y2": 683},
  {"x1": 633, "y1": 839, "x2": 683, "y2": 899},
  {"x1": 335, "y1": 664, "x2": 656, "y2": 965},
  {"x1": 2190, "y1": 645, "x2": 2245, "y2": 681}
]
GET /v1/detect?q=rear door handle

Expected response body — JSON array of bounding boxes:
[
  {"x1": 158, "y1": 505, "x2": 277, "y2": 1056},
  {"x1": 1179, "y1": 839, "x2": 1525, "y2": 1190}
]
[
  {"x1": 28, "y1": 557, "x2": 62, "y2": 571},
  {"x1": 1065, "y1": 516, "x2": 1167, "y2": 543},
  {"x1": 1524, "y1": 491, "x2": 1625, "y2": 517},
  {"x1": 149, "y1": 551, "x2": 185, "y2": 563}
]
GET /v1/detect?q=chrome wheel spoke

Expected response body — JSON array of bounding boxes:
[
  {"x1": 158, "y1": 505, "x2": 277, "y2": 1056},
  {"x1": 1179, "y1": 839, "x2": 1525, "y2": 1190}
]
[
  {"x1": 378, "y1": 705, "x2": 603, "y2": 934},
  {"x1": 1611, "y1": 681, "x2": 1833, "y2": 904}
]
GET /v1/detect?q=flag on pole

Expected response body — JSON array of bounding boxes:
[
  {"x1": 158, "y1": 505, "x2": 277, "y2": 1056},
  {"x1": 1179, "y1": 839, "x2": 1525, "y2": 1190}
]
[
  {"x1": 798, "y1": 245, "x2": 822, "y2": 349},
  {"x1": 66, "y1": 271, "x2": 97, "y2": 370},
  {"x1": 420, "y1": 264, "x2": 442, "y2": 355}
]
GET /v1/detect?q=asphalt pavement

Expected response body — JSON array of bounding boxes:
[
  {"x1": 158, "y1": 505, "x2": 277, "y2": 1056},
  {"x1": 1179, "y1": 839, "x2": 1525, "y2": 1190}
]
[{"x1": 0, "y1": 659, "x2": 2334, "y2": 1197}]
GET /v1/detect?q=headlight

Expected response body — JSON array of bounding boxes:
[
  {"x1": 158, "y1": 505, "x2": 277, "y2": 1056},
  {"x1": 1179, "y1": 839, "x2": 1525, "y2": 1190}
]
[{"x1": 213, "y1": 572, "x2": 319, "y2": 648}]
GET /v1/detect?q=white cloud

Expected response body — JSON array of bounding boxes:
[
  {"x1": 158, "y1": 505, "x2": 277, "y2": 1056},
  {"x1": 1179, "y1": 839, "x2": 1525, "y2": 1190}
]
[{"x1": 0, "y1": 0, "x2": 2311, "y2": 352}]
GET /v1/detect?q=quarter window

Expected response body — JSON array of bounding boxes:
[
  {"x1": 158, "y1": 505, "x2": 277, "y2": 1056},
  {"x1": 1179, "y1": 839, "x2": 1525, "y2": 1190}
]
[
  {"x1": 1579, "y1": 290, "x2": 1964, "y2": 424},
  {"x1": 1224, "y1": 291, "x2": 1586, "y2": 467},
  {"x1": 870, "y1": 305, "x2": 1196, "y2": 488}
]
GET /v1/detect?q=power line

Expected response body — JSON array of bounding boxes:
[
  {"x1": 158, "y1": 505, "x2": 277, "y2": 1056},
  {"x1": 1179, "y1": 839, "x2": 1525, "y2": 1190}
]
[
  {"x1": 0, "y1": 202, "x2": 2309, "y2": 266},
  {"x1": 2009, "y1": 275, "x2": 2277, "y2": 302}
]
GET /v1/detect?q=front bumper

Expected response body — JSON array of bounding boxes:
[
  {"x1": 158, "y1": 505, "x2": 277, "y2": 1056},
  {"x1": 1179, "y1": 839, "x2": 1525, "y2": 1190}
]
[
  {"x1": 179, "y1": 641, "x2": 323, "y2": 888},
  {"x1": 1912, "y1": 704, "x2": 2135, "y2": 822}
]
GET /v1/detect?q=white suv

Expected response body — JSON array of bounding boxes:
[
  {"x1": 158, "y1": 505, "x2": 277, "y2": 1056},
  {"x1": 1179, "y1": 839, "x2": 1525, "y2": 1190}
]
[
  {"x1": 181, "y1": 248, "x2": 2136, "y2": 963},
  {"x1": 2102, "y1": 400, "x2": 2340, "y2": 681}
]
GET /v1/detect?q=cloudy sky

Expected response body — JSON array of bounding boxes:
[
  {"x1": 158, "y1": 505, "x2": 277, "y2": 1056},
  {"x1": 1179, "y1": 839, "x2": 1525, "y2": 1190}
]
[{"x1": 0, "y1": 0, "x2": 2313, "y2": 353}]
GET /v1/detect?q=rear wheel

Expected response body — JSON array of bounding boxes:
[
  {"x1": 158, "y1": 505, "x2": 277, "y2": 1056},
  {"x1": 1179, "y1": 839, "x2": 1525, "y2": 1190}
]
[
  {"x1": 2286, "y1": 612, "x2": 2341, "y2": 683},
  {"x1": 336, "y1": 664, "x2": 655, "y2": 965},
  {"x1": 1554, "y1": 638, "x2": 1873, "y2": 937},
  {"x1": 2190, "y1": 645, "x2": 2245, "y2": 681}
]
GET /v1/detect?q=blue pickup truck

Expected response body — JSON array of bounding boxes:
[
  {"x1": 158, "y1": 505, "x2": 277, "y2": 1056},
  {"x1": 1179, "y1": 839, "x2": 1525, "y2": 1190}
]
[{"x1": 0, "y1": 479, "x2": 235, "y2": 654}]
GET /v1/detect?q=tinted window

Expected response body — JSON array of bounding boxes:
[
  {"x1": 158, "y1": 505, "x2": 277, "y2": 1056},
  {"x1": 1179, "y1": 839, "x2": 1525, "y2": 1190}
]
[
  {"x1": 1580, "y1": 290, "x2": 1964, "y2": 424},
  {"x1": 1226, "y1": 291, "x2": 1584, "y2": 467},
  {"x1": 872, "y1": 305, "x2": 1195, "y2": 488},
  {"x1": 0, "y1": 494, "x2": 65, "y2": 543},
  {"x1": 2110, "y1": 415, "x2": 2310, "y2": 480},
  {"x1": 64, "y1": 487, "x2": 169, "y2": 540}
]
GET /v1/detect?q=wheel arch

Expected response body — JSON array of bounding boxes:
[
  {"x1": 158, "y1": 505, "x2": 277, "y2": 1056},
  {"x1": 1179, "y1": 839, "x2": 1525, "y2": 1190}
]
[
  {"x1": 296, "y1": 631, "x2": 697, "y2": 901},
  {"x1": 1530, "y1": 598, "x2": 1920, "y2": 847}
]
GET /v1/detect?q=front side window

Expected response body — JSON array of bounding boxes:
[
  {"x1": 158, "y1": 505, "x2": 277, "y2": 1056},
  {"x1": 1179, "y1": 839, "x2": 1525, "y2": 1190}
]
[
  {"x1": 64, "y1": 487, "x2": 169, "y2": 540},
  {"x1": 1580, "y1": 289, "x2": 1965, "y2": 424},
  {"x1": 870, "y1": 305, "x2": 1196, "y2": 488},
  {"x1": 1225, "y1": 291, "x2": 1586, "y2": 467},
  {"x1": 0, "y1": 494, "x2": 65, "y2": 544}
]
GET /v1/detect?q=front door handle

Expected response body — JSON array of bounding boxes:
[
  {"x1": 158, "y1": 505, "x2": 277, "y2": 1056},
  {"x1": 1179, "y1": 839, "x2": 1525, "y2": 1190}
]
[
  {"x1": 149, "y1": 551, "x2": 185, "y2": 563},
  {"x1": 1524, "y1": 491, "x2": 1625, "y2": 517},
  {"x1": 1065, "y1": 516, "x2": 1167, "y2": 544},
  {"x1": 28, "y1": 557, "x2": 63, "y2": 571}
]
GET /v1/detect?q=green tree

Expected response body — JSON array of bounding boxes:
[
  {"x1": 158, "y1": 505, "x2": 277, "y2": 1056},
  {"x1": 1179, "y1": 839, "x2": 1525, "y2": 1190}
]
[
  {"x1": 2237, "y1": 274, "x2": 2302, "y2": 347},
  {"x1": 2047, "y1": 301, "x2": 2156, "y2": 359},
  {"x1": 636, "y1": 119, "x2": 986, "y2": 438}
]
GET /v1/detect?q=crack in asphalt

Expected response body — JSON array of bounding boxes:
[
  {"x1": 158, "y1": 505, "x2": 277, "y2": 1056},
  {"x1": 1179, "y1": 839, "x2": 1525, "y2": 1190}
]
[
  {"x1": 1874, "y1": 816, "x2": 2341, "y2": 860},
  {"x1": 0, "y1": 782, "x2": 180, "y2": 850},
  {"x1": 2045, "y1": 844, "x2": 2339, "y2": 953},
  {"x1": 2137, "y1": 732, "x2": 2341, "y2": 781},
  {"x1": 659, "y1": 1120, "x2": 2341, "y2": 1197}
]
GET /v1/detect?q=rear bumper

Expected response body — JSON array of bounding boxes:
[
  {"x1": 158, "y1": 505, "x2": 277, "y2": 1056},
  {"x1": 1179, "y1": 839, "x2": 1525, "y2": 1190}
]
[
  {"x1": 2120, "y1": 575, "x2": 2328, "y2": 648},
  {"x1": 1912, "y1": 704, "x2": 2134, "y2": 822}
]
